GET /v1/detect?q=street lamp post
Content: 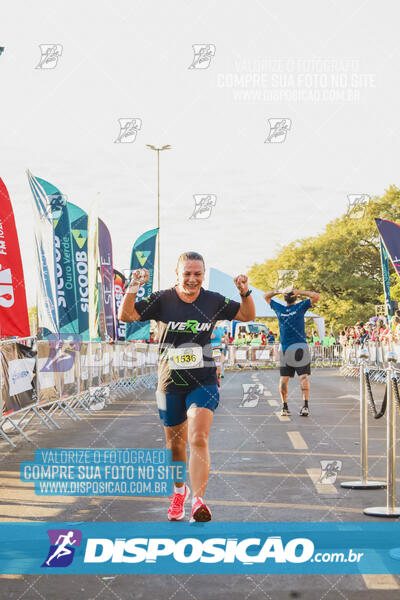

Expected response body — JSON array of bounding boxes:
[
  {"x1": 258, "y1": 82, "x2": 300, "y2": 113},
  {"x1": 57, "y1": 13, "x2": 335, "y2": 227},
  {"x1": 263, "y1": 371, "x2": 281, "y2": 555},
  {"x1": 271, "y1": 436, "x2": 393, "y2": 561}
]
[{"x1": 146, "y1": 144, "x2": 171, "y2": 290}]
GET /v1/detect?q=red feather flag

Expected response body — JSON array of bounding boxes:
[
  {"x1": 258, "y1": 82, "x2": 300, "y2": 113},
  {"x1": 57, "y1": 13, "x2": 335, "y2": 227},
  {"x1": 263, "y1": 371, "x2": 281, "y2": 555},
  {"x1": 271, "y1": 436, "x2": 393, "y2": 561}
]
[{"x1": 0, "y1": 178, "x2": 30, "y2": 337}]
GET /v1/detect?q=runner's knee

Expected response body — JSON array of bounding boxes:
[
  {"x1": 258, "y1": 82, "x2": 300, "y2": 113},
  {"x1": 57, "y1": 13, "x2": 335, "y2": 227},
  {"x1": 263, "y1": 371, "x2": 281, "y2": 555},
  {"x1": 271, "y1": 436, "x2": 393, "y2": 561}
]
[
  {"x1": 189, "y1": 430, "x2": 209, "y2": 449},
  {"x1": 280, "y1": 379, "x2": 288, "y2": 392},
  {"x1": 166, "y1": 435, "x2": 186, "y2": 453},
  {"x1": 300, "y1": 375, "x2": 309, "y2": 389}
]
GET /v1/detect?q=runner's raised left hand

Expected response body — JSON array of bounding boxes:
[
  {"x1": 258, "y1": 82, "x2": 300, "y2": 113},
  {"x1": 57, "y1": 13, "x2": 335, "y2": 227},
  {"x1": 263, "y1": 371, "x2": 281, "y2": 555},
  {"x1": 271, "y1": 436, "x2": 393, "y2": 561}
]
[{"x1": 234, "y1": 274, "x2": 249, "y2": 295}]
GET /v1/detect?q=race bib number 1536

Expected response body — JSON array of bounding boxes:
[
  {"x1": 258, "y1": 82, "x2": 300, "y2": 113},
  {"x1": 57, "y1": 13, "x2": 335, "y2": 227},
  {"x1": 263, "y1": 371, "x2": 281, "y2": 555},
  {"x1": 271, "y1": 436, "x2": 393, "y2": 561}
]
[{"x1": 167, "y1": 347, "x2": 203, "y2": 370}]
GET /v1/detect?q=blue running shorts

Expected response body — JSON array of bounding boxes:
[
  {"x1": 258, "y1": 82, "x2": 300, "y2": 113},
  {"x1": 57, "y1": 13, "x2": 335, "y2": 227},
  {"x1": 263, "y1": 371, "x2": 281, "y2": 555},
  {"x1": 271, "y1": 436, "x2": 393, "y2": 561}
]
[{"x1": 156, "y1": 385, "x2": 220, "y2": 427}]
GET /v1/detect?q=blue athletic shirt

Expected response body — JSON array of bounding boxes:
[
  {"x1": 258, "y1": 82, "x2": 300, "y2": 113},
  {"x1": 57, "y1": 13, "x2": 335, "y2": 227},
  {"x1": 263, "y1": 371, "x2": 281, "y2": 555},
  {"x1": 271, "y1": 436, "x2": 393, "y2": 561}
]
[
  {"x1": 211, "y1": 326, "x2": 224, "y2": 348},
  {"x1": 269, "y1": 298, "x2": 311, "y2": 351}
]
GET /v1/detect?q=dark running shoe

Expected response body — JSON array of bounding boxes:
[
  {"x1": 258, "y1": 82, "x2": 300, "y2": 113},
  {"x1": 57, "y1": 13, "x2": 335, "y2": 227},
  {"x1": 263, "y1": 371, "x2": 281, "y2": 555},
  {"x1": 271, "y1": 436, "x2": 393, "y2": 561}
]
[{"x1": 299, "y1": 405, "x2": 309, "y2": 417}]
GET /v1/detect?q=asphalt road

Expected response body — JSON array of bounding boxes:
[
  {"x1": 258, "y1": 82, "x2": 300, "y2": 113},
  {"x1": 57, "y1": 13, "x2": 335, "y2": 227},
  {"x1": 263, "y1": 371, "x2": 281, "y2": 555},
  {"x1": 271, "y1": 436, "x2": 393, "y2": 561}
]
[{"x1": 1, "y1": 367, "x2": 400, "y2": 599}]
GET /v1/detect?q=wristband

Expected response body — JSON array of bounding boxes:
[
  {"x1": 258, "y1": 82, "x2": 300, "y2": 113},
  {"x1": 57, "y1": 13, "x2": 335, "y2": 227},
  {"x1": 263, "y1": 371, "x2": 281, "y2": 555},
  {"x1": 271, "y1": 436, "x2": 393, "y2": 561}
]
[
  {"x1": 128, "y1": 282, "x2": 140, "y2": 293},
  {"x1": 240, "y1": 289, "x2": 252, "y2": 298}
]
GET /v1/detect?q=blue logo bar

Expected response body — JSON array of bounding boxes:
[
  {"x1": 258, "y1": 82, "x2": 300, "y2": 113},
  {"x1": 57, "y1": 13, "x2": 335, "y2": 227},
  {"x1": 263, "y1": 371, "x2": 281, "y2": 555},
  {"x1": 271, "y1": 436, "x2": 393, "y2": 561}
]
[{"x1": 0, "y1": 522, "x2": 400, "y2": 574}]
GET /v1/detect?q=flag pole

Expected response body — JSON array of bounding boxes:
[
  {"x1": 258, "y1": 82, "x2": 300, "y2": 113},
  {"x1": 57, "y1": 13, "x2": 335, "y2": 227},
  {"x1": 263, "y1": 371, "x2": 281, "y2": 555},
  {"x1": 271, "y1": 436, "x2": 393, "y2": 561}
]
[{"x1": 146, "y1": 144, "x2": 171, "y2": 290}]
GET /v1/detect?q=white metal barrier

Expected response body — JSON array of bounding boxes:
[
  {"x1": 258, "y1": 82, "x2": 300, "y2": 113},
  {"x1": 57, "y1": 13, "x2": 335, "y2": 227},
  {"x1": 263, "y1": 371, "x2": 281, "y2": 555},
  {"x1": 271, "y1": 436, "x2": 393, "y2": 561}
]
[
  {"x1": 340, "y1": 340, "x2": 400, "y2": 382},
  {"x1": 226, "y1": 343, "x2": 343, "y2": 368},
  {"x1": 0, "y1": 338, "x2": 158, "y2": 448},
  {"x1": 341, "y1": 349, "x2": 400, "y2": 518}
]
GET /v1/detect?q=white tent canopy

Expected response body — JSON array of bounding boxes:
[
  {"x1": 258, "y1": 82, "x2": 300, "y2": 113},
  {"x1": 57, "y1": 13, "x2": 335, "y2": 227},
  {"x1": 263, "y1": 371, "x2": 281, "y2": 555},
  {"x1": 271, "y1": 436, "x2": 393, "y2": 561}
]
[{"x1": 208, "y1": 267, "x2": 325, "y2": 338}]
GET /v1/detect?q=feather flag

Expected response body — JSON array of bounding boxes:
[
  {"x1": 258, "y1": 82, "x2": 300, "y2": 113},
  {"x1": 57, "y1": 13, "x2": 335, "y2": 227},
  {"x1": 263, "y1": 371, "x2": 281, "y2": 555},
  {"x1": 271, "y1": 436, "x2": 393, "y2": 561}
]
[
  {"x1": 98, "y1": 219, "x2": 116, "y2": 341},
  {"x1": 27, "y1": 170, "x2": 59, "y2": 336},
  {"x1": 67, "y1": 202, "x2": 89, "y2": 340},
  {"x1": 125, "y1": 228, "x2": 158, "y2": 341},
  {"x1": 87, "y1": 198, "x2": 100, "y2": 341},
  {"x1": 0, "y1": 178, "x2": 30, "y2": 337}
]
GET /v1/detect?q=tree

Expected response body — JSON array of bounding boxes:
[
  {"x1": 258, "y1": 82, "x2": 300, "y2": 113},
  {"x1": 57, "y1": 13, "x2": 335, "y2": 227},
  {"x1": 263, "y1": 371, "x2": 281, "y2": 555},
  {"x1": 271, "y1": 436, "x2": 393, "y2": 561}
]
[{"x1": 248, "y1": 186, "x2": 400, "y2": 331}]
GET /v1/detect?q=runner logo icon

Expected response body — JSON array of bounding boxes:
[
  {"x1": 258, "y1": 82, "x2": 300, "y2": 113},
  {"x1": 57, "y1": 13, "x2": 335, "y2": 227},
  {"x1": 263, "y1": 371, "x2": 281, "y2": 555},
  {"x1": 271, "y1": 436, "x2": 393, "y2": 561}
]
[
  {"x1": 240, "y1": 384, "x2": 263, "y2": 408},
  {"x1": 189, "y1": 195, "x2": 217, "y2": 220},
  {"x1": 42, "y1": 529, "x2": 82, "y2": 568},
  {"x1": 319, "y1": 460, "x2": 342, "y2": 484},
  {"x1": 188, "y1": 44, "x2": 216, "y2": 69},
  {"x1": 35, "y1": 44, "x2": 63, "y2": 69},
  {"x1": 265, "y1": 118, "x2": 292, "y2": 143},
  {"x1": 346, "y1": 194, "x2": 370, "y2": 219},
  {"x1": 114, "y1": 118, "x2": 142, "y2": 143}
]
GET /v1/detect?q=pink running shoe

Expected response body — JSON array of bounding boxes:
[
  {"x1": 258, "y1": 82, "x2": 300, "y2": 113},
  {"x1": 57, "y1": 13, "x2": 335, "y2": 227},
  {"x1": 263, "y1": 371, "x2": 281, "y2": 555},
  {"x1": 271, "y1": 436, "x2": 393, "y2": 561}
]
[
  {"x1": 190, "y1": 498, "x2": 212, "y2": 522},
  {"x1": 167, "y1": 484, "x2": 191, "y2": 521}
]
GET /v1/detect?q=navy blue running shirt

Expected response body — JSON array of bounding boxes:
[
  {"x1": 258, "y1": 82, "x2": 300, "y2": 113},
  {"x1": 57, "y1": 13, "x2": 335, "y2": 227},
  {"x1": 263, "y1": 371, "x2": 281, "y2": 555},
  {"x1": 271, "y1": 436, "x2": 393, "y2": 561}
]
[
  {"x1": 134, "y1": 287, "x2": 240, "y2": 393},
  {"x1": 269, "y1": 298, "x2": 311, "y2": 351}
]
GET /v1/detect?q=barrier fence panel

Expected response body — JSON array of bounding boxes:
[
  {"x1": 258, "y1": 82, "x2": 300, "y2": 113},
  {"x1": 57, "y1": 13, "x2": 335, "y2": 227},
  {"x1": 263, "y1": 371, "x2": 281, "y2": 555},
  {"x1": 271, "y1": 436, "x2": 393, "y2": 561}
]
[
  {"x1": 338, "y1": 349, "x2": 400, "y2": 518},
  {"x1": 0, "y1": 337, "x2": 159, "y2": 448},
  {"x1": 227, "y1": 343, "x2": 343, "y2": 368},
  {"x1": 340, "y1": 339, "x2": 400, "y2": 381}
]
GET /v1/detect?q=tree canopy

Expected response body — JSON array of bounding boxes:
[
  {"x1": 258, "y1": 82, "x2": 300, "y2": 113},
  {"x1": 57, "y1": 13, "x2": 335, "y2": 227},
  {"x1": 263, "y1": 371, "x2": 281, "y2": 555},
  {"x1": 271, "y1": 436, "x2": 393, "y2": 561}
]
[{"x1": 248, "y1": 186, "x2": 400, "y2": 331}]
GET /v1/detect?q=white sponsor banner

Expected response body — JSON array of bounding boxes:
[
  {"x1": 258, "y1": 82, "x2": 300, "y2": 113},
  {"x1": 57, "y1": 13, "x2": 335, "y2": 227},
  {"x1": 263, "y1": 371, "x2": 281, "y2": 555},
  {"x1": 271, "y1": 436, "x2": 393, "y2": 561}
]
[
  {"x1": 38, "y1": 357, "x2": 55, "y2": 389},
  {"x1": 63, "y1": 363, "x2": 75, "y2": 385},
  {"x1": 236, "y1": 350, "x2": 247, "y2": 360},
  {"x1": 256, "y1": 350, "x2": 270, "y2": 360},
  {"x1": 80, "y1": 354, "x2": 89, "y2": 381},
  {"x1": 102, "y1": 352, "x2": 110, "y2": 375},
  {"x1": 8, "y1": 358, "x2": 35, "y2": 396},
  {"x1": 122, "y1": 350, "x2": 136, "y2": 368}
]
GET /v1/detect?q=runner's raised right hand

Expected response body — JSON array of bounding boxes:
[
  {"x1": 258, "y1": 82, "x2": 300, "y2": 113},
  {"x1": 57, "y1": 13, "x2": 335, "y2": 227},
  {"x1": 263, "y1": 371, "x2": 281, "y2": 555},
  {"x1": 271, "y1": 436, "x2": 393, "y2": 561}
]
[{"x1": 128, "y1": 268, "x2": 149, "y2": 292}]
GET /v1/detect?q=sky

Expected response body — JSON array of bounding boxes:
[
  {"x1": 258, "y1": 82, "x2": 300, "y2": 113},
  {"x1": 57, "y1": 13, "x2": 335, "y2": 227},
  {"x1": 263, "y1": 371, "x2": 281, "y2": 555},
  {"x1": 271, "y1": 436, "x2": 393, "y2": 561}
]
[{"x1": 2, "y1": 0, "x2": 400, "y2": 305}]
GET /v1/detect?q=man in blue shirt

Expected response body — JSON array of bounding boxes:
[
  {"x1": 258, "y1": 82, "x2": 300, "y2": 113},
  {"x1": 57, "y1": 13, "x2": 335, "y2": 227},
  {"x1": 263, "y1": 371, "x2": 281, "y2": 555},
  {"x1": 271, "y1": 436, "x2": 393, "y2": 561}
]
[{"x1": 264, "y1": 287, "x2": 320, "y2": 417}]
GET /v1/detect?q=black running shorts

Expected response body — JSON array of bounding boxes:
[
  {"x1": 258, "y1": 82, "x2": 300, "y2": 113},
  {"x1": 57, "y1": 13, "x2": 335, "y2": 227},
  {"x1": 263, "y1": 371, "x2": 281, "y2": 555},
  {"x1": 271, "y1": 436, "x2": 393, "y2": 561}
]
[{"x1": 279, "y1": 346, "x2": 311, "y2": 378}]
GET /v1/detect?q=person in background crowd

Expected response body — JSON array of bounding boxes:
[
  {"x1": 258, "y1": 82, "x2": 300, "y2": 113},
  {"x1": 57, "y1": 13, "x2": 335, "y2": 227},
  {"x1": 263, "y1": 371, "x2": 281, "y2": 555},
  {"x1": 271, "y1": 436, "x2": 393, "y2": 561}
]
[
  {"x1": 234, "y1": 333, "x2": 246, "y2": 346},
  {"x1": 211, "y1": 321, "x2": 225, "y2": 388},
  {"x1": 311, "y1": 330, "x2": 320, "y2": 345},
  {"x1": 250, "y1": 333, "x2": 262, "y2": 346},
  {"x1": 261, "y1": 331, "x2": 267, "y2": 345},
  {"x1": 369, "y1": 322, "x2": 379, "y2": 342},
  {"x1": 347, "y1": 326, "x2": 356, "y2": 345},
  {"x1": 267, "y1": 330, "x2": 276, "y2": 359},
  {"x1": 364, "y1": 322, "x2": 374, "y2": 343},
  {"x1": 264, "y1": 287, "x2": 320, "y2": 417},
  {"x1": 391, "y1": 316, "x2": 400, "y2": 343},
  {"x1": 321, "y1": 333, "x2": 330, "y2": 347},
  {"x1": 377, "y1": 318, "x2": 390, "y2": 345},
  {"x1": 220, "y1": 330, "x2": 230, "y2": 378},
  {"x1": 358, "y1": 327, "x2": 369, "y2": 345},
  {"x1": 328, "y1": 331, "x2": 336, "y2": 346},
  {"x1": 149, "y1": 328, "x2": 159, "y2": 343}
]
